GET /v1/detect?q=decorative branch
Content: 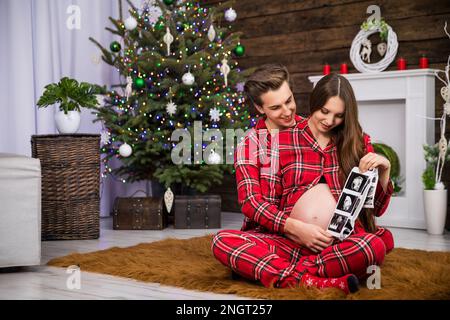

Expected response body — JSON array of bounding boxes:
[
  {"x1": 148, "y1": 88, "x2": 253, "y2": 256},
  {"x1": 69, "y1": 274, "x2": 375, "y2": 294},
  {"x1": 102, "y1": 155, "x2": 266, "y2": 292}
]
[
  {"x1": 432, "y1": 21, "x2": 450, "y2": 188},
  {"x1": 444, "y1": 21, "x2": 450, "y2": 39}
]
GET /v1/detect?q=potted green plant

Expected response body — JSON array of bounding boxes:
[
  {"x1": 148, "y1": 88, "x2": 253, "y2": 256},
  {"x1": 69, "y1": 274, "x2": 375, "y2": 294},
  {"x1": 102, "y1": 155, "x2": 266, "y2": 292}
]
[
  {"x1": 422, "y1": 143, "x2": 450, "y2": 234},
  {"x1": 37, "y1": 77, "x2": 104, "y2": 133}
]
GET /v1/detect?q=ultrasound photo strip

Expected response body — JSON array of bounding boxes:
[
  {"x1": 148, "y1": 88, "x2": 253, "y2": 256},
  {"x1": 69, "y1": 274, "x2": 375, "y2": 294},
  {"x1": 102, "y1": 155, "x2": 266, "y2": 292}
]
[
  {"x1": 363, "y1": 169, "x2": 379, "y2": 209},
  {"x1": 326, "y1": 167, "x2": 379, "y2": 241}
]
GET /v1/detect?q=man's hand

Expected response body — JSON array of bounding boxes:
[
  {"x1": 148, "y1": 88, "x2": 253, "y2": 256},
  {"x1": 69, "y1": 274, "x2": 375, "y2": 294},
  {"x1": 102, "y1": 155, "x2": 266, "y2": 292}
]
[{"x1": 285, "y1": 218, "x2": 334, "y2": 253}]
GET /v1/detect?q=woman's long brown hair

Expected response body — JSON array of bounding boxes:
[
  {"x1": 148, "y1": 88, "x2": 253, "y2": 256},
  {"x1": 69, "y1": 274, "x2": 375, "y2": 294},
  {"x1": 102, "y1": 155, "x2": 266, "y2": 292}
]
[{"x1": 309, "y1": 73, "x2": 376, "y2": 232}]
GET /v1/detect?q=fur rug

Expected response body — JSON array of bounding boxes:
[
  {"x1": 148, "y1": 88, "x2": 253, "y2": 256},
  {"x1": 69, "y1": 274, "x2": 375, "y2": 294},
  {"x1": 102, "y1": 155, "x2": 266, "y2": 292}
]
[{"x1": 47, "y1": 235, "x2": 450, "y2": 299}]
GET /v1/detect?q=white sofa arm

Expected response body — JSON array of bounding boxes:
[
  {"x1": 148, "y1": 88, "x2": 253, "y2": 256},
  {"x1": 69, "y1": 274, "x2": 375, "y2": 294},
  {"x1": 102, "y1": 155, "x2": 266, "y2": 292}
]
[{"x1": 0, "y1": 153, "x2": 41, "y2": 267}]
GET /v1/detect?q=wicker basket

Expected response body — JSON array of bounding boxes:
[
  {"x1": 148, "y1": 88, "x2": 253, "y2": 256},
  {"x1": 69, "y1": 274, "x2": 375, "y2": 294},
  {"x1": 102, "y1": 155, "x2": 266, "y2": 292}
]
[{"x1": 31, "y1": 134, "x2": 100, "y2": 240}]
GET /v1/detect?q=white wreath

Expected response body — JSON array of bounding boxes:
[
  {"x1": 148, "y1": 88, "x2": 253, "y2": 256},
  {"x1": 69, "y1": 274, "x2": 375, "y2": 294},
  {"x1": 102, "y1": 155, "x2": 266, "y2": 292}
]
[{"x1": 350, "y1": 24, "x2": 398, "y2": 73}]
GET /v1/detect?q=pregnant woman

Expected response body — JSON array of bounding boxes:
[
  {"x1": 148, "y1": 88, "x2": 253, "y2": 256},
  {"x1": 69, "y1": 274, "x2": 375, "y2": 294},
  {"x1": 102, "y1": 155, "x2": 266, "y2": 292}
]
[{"x1": 212, "y1": 72, "x2": 394, "y2": 294}]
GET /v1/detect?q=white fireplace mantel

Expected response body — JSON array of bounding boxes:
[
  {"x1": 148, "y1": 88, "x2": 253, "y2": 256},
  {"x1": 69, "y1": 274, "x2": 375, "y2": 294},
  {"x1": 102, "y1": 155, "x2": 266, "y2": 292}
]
[{"x1": 309, "y1": 69, "x2": 437, "y2": 229}]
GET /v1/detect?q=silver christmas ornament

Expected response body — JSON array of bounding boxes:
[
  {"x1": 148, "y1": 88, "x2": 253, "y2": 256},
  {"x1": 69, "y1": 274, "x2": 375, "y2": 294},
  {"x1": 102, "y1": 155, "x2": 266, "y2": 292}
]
[
  {"x1": 119, "y1": 142, "x2": 132, "y2": 157},
  {"x1": 182, "y1": 72, "x2": 195, "y2": 85},
  {"x1": 207, "y1": 149, "x2": 221, "y2": 164},
  {"x1": 124, "y1": 16, "x2": 138, "y2": 30},
  {"x1": 224, "y1": 8, "x2": 237, "y2": 22}
]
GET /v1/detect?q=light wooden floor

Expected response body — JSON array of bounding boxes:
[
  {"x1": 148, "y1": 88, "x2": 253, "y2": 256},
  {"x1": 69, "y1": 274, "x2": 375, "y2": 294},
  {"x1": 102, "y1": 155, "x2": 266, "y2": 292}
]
[{"x1": 1, "y1": 212, "x2": 450, "y2": 300}]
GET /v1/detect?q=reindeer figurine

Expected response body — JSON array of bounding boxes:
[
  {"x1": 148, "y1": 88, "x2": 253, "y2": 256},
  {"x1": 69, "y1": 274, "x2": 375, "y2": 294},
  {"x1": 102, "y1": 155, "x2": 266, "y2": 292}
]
[{"x1": 360, "y1": 38, "x2": 372, "y2": 63}]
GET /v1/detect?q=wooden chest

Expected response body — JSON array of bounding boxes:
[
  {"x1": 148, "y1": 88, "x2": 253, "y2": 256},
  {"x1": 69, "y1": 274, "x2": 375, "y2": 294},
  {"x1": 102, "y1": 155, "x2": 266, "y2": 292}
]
[
  {"x1": 174, "y1": 195, "x2": 221, "y2": 229},
  {"x1": 113, "y1": 197, "x2": 167, "y2": 230}
]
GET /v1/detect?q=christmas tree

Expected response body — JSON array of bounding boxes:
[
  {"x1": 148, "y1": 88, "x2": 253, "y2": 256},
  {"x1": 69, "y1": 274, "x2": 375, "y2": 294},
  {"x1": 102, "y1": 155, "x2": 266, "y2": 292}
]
[{"x1": 90, "y1": 0, "x2": 255, "y2": 194}]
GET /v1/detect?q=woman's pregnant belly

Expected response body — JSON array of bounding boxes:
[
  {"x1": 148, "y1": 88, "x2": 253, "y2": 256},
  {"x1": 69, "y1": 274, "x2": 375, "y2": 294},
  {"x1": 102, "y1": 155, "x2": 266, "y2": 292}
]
[{"x1": 289, "y1": 183, "x2": 336, "y2": 230}]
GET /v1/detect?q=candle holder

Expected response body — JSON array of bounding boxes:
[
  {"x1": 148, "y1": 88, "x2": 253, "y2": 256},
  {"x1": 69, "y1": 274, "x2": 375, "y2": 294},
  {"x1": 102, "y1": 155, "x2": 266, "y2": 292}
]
[
  {"x1": 397, "y1": 57, "x2": 407, "y2": 70},
  {"x1": 419, "y1": 55, "x2": 429, "y2": 69},
  {"x1": 323, "y1": 64, "x2": 331, "y2": 75},
  {"x1": 340, "y1": 63, "x2": 348, "y2": 74}
]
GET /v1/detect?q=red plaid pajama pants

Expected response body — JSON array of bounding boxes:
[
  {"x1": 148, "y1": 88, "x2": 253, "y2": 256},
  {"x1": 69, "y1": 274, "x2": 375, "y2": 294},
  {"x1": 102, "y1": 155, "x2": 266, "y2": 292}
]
[{"x1": 211, "y1": 227, "x2": 394, "y2": 288}]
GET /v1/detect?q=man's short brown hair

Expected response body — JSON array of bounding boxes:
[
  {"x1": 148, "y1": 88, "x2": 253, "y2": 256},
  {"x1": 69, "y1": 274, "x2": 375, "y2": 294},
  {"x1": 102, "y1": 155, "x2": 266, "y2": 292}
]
[{"x1": 244, "y1": 64, "x2": 291, "y2": 107}]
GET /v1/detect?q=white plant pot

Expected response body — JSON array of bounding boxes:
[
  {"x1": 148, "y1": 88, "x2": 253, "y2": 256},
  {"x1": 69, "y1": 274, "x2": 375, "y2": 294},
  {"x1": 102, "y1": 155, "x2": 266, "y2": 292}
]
[
  {"x1": 423, "y1": 189, "x2": 448, "y2": 235},
  {"x1": 55, "y1": 110, "x2": 81, "y2": 134}
]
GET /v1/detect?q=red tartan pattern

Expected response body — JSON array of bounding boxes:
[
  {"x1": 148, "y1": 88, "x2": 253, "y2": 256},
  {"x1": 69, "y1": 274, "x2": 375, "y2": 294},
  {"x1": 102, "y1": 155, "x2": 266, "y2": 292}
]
[
  {"x1": 211, "y1": 226, "x2": 394, "y2": 288},
  {"x1": 212, "y1": 115, "x2": 395, "y2": 289},
  {"x1": 235, "y1": 116, "x2": 394, "y2": 234}
]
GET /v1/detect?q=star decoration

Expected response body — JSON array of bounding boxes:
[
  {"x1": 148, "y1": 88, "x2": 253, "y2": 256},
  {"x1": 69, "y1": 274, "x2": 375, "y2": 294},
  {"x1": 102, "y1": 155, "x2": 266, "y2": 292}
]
[
  {"x1": 100, "y1": 130, "x2": 111, "y2": 146},
  {"x1": 166, "y1": 100, "x2": 177, "y2": 116},
  {"x1": 236, "y1": 82, "x2": 245, "y2": 92},
  {"x1": 147, "y1": 5, "x2": 162, "y2": 25},
  {"x1": 209, "y1": 107, "x2": 221, "y2": 122}
]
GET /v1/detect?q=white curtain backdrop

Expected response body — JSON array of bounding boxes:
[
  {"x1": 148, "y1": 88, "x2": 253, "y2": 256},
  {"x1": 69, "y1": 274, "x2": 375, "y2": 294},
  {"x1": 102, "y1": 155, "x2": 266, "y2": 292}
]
[{"x1": 0, "y1": 0, "x2": 150, "y2": 216}]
